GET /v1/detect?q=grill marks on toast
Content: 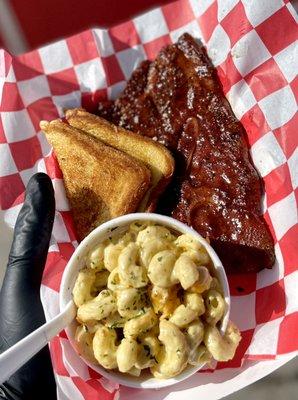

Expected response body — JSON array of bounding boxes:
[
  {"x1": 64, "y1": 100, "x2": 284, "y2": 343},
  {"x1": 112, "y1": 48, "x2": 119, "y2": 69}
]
[
  {"x1": 40, "y1": 120, "x2": 151, "y2": 240},
  {"x1": 65, "y1": 108, "x2": 174, "y2": 212}
]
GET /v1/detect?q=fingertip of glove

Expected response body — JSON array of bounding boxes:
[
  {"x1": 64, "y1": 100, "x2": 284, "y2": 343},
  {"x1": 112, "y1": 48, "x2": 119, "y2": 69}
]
[
  {"x1": 26, "y1": 172, "x2": 54, "y2": 199},
  {"x1": 27, "y1": 173, "x2": 53, "y2": 194},
  {"x1": 24, "y1": 173, "x2": 55, "y2": 218}
]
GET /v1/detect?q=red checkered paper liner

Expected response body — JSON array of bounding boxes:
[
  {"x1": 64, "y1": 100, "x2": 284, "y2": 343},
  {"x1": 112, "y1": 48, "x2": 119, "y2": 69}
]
[{"x1": 0, "y1": 0, "x2": 297, "y2": 398}]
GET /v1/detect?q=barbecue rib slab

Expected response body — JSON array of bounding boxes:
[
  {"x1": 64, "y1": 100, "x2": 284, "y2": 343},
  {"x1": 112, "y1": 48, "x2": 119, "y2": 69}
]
[{"x1": 98, "y1": 33, "x2": 275, "y2": 274}]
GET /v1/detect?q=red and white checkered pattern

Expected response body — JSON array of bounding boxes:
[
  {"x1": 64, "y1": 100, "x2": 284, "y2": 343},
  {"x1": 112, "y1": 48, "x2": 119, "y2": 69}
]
[{"x1": 0, "y1": 0, "x2": 297, "y2": 398}]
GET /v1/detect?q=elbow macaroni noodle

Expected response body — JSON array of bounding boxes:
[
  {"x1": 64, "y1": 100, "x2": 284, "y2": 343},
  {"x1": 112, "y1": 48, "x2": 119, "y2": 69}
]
[{"x1": 73, "y1": 221, "x2": 241, "y2": 379}]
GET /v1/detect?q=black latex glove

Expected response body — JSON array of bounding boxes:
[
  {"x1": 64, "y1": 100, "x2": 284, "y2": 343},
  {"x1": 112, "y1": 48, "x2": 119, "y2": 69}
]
[{"x1": 0, "y1": 173, "x2": 57, "y2": 400}]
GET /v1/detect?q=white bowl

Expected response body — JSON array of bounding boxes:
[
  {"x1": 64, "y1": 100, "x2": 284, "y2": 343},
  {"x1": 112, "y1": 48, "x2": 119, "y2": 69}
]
[{"x1": 59, "y1": 213, "x2": 230, "y2": 389}]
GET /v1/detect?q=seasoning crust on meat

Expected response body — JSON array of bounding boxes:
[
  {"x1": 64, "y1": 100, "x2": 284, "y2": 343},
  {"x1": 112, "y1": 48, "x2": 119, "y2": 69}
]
[{"x1": 98, "y1": 33, "x2": 275, "y2": 274}]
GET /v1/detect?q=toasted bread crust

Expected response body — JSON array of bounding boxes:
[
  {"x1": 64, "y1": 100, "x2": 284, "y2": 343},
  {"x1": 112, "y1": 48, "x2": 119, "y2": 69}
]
[
  {"x1": 65, "y1": 108, "x2": 174, "y2": 211},
  {"x1": 40, "y1": 120, "x2": 151, "y2": 240}
]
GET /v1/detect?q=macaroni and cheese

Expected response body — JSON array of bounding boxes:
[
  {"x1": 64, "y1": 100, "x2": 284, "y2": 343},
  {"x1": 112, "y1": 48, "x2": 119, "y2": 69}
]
[{"x1": 72, "y1": 221, "x2": 241, "y2": 379}]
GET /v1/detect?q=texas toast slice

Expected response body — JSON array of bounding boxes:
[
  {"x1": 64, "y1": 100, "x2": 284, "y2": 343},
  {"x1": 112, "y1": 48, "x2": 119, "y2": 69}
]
[
  {"x1": 40, "y1": 120, "x2": 151, "y2": 240},
  {"x1": 65, "y1": 108, "x2": 174, "y2": 211}
]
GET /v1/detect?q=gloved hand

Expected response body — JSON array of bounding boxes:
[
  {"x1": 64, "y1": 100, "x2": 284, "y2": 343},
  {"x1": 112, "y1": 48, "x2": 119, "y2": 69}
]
[{"x1": 0, "y1": 173, "x2": 57, "y2": 400}]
